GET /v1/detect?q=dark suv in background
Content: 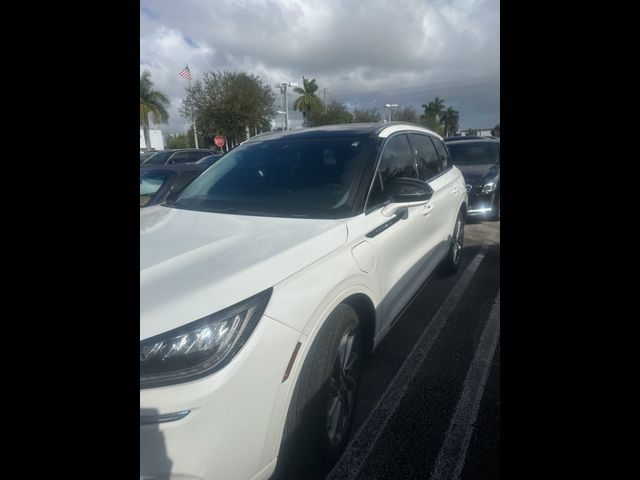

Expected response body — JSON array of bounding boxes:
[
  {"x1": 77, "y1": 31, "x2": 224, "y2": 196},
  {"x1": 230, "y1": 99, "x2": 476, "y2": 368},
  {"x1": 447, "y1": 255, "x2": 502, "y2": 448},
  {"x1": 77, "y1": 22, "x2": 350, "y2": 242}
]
[
  {"x1": 444, "y1": 137, "x2": 500, "y2": 221},
  {"x1": 141, "y1": 148, "x2": 216, "y2": 166}
]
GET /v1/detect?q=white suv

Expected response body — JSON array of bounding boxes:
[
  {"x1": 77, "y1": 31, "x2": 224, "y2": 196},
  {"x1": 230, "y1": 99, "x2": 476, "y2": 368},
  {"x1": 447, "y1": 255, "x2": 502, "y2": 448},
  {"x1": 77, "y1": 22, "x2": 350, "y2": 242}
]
[{"x1": 140, "y1": 122, "x2": 467, "y2": 480}]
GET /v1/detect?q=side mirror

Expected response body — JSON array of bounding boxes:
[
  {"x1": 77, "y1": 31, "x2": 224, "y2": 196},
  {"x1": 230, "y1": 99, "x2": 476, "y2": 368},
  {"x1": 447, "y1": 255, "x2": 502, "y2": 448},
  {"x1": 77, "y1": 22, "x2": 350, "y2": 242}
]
[{"x1": 381, "y1": 178, "x2": 433, "y2": 217}]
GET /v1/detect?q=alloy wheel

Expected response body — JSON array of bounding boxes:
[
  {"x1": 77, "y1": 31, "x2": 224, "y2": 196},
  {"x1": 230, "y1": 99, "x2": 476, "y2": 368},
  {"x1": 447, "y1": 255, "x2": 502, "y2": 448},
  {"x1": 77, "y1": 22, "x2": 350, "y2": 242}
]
[{"x1": 326, "y1": 328, "x2": 359, "y2": 447}]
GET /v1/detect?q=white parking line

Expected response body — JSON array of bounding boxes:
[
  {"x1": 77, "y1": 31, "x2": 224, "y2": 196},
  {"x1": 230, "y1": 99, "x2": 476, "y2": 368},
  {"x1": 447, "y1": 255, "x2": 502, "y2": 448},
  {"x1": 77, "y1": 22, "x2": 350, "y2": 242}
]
[
  {"x1": 326, "y1": 240, "x2": 493, "y2": 480},
  {"x1": 430, "y1": 290, "x2": 500, "y2": 480}
]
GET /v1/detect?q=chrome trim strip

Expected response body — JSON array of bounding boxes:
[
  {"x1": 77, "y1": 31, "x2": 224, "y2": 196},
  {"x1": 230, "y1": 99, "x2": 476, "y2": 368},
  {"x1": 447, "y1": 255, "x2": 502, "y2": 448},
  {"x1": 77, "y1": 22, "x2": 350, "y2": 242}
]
[
  {"x1": 468, "y1": 207, "x2": 493, "y2": 213},
  {"x1": 140, "y1": 410, "x2": 191, "y2": 425},
  {"x1": 366, "y1": 213, "x2": 403, "y2": 238},
  {"x1": 377, "y1": 124, "x2": 442, "y2": 140}
]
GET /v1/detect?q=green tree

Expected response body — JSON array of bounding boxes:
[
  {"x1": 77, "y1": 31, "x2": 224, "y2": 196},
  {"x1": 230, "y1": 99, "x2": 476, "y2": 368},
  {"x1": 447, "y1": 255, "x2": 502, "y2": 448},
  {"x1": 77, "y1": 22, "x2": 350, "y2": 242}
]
[
  {"x1": 307, "y1": 101, "x2": 354, "y2": 126},
  {"x1": 491, "y1": 123, "x2": 500, "y2": 137},
  {"x1": 419, "y1": 97, "x2": 448, "y2": 135},
  {"x1": 293, "y1": 77, "x2": 322, "y2": 126},
  {"x1": 392, "y1": 106, "x2": 419, "y2": 123},
  {"x1": 441, "y1": 107, "x2": 460, "y2": 137},
  {"x1": 420, "y1": 97, "x2": 445, "y2": 121},
  {"x1": 181, "y1": 70, "x2": 275, "y2": 149},
  {"x1": 164, "y1": 132, "x2": 193, "y2": 149},
  {"x1": 140, "y1": 71, "x2": 171, "y2": 150},
  {"x1": 353, "y1": 107, "x2": 382, "y2": 123}
]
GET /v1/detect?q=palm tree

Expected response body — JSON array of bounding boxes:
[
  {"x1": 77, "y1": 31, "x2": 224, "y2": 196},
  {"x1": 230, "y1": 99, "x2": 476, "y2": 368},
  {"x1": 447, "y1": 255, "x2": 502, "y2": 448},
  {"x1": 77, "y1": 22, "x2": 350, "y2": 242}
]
[
  {"x1": 293, "y1": 77, "x2": 321, "y2": 125},
  {"x1": 140, "y1": 71, "x2": 170, "y2": 149},
  {"x1": 420, "y1": 97, "x2": 447, "y2": 135},
  {"x1": 441, "y1": 107, "x2": 460, "y2": 137},
  {"x1": 421, "y1": 97, "x2": 445, "y2": 121}
]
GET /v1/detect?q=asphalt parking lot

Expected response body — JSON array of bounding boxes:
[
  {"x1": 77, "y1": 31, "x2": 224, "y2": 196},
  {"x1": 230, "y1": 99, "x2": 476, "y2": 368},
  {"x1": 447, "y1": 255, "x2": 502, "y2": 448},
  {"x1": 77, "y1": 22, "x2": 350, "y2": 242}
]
[{"x1": 280, "y1": 218, "x2": 501, "y2": 480}]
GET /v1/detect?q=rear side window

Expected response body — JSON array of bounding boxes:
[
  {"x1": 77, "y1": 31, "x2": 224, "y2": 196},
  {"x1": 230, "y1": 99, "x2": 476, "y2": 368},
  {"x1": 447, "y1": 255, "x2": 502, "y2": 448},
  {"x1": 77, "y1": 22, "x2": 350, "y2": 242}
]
[
  {"x1": 189, "y1": 151, "x2": 211, "y2": 162},
  {"x1": 410, "y1": 133, "x2": 441, "y2": 181},
  {"x1": 431, "y1": 139, "x2": 451, "y2": 172},
  {"x1": 170, "y1": 151, "x2": 193, "y2": 164},
  {"x1": 367, "y1": 134, "x2": 418, "y2": 210},
  {"x1": 143, "y1": 151, "x2": 172, "y2": 165}
]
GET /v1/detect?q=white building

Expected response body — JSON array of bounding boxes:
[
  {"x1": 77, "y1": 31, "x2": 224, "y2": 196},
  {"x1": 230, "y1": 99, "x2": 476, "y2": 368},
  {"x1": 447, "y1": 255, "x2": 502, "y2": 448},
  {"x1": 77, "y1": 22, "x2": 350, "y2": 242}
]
[
  {"x1": 140, "y1": 129, "x2": 165, "y2": 150},
  {"x1": 476, "y1": 128, "x2": 494, "y2": 137}
]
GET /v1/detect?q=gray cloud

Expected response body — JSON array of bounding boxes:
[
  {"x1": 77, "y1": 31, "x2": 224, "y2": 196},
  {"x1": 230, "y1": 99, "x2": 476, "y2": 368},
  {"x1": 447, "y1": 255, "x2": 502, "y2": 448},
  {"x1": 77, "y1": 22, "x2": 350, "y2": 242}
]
[{"x1": 140, "y1": 0, "x2": 499, "y2": 133}]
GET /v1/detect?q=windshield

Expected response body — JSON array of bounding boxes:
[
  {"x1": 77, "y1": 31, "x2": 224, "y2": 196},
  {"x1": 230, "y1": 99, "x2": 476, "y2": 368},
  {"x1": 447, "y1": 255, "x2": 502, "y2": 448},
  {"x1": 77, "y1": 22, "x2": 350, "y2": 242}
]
[
  {"x1": 196, "y1": 154, "x2": 222, "y2": 166},
  {"x1": 140, "y1": 170, "x2": 171, "y2": 207},
  {"x1": 447, "y1": 142, "x2": 499, "y2": 165},
  {"x1": 142, "y1": 151, "x2": 173, "y2": 165},
  {"x1": 173, "y1": 136, "x2": 373, "y2": 218}
]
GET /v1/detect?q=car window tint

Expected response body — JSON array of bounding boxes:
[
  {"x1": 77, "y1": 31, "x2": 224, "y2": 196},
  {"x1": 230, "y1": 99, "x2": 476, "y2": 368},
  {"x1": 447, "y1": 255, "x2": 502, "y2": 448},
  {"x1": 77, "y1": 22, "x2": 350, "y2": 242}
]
[
  {"x1": 143, "y1": 151, "x2": 172, "y2": 165},
  {"x1": 431, "y1": 138, "x2": 451, "y2": 171},
  {"x1": 190, "y1": 151, "x2": 210, "y2": 161},
  {"x1": 410, "y1": 133, "x2": 441, "y2": 181},
  {"x1": 176, "y1": 136, "x2": 372, "y2": 218},
  {"x1": 196, "y1": 155, "x2": 219, "y2": 166},
  {"x1": 170, "y1": 152, "x2": 192, "y2": 164},
  {"x1": 446, "y1": 142, "x2": 500, "y2": 165},
  {"x1": 367, "y1": 134, "x2": 417, "y2": 209}
]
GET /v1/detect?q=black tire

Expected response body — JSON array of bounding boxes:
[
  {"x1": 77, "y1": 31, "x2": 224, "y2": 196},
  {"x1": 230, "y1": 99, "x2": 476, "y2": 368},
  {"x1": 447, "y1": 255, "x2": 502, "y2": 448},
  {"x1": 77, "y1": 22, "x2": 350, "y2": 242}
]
[
  {"x1": 275, "y1": 304, "x2": 362, "y2": 479},
  {"x1": 442, "y1": 209, "x2": 465, "y2": 275}
]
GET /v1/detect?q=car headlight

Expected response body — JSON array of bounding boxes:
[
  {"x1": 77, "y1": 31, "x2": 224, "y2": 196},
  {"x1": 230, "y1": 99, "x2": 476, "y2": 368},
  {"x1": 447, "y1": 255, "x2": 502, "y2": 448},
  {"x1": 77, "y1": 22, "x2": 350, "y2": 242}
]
[
  {"x1": 140, "y1": 288, "x2": 272, "y2": 388},
  {"x1": 482, "y1": 181, "x2": 497, "y2": 193}
]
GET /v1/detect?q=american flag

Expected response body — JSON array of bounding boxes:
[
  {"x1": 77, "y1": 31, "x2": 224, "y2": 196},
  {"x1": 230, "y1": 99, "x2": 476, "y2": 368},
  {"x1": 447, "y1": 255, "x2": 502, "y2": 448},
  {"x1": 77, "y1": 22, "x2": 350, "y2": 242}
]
[{"x1": 178, "y1": 65, "x2": 192, "y2": 80}]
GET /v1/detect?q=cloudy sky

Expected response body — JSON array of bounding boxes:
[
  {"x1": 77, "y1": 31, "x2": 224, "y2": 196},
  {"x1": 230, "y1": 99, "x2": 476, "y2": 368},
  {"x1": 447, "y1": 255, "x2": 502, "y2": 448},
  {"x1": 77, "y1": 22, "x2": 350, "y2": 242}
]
[{"x1": 140, "y1": 0, "x2": 499, "y2": 133}]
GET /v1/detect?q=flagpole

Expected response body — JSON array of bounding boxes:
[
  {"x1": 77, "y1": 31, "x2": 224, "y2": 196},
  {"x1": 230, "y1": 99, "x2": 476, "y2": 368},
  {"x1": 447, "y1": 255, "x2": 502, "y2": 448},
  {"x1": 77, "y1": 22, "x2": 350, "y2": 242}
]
[{"x1": 188, "y1": 77, "x2": 199, "y2": 148}]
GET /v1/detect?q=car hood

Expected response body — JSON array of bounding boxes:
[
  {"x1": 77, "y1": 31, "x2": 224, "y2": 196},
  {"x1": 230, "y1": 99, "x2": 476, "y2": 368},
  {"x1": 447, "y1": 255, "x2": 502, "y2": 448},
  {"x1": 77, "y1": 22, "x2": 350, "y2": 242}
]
[
  {"x1": 140, "y1": 206, "x2": 348, "y2": 339},
  {"x1": 454, "y1": 163, "x2": 499, "y2": 186}
]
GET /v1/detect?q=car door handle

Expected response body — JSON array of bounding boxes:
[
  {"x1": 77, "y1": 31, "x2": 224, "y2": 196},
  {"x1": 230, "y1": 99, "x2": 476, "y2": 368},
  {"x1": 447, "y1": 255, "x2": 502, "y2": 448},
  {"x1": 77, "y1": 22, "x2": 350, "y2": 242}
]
[
  {"x1": 451, "y1": 185, "x2": 459, "y2": 194},
  {"x1": 422, "y1": 203, "x2": 434, "y2": 216}
]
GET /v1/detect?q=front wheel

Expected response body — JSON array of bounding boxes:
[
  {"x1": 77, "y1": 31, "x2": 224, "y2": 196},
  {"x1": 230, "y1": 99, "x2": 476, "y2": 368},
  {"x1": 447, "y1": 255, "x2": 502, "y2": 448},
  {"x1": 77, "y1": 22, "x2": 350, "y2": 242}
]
[
  {"x1": 442, "y1": 209, "x2": 465, "y2": 275},
  {"x1": 275, "y1": 304, "x2": 362, "y2": 478}
]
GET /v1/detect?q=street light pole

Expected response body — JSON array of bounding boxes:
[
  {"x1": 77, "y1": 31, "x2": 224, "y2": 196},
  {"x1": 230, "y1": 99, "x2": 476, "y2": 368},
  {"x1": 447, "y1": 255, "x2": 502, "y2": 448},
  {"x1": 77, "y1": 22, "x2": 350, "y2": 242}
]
[{"x1": 385, "y1": 103, "x2": 399, "y2": 122}]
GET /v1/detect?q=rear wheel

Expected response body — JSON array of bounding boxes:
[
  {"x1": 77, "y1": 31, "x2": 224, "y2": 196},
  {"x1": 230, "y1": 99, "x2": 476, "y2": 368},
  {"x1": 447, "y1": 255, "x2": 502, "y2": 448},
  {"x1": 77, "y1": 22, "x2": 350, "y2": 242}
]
[
  {"x1": 275, "y1": 304, "x2": 362, "y2": 478},
  {"x1": 442, "y1": 209, "x2": 465, "y2": 275}
]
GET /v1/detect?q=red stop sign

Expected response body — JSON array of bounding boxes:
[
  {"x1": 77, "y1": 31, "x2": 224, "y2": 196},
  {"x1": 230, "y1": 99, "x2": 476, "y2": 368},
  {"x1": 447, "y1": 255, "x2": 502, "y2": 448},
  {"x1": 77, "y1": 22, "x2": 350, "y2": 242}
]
[{"x1": 214, "y1": 135, "x2": 225, "y2": 147}]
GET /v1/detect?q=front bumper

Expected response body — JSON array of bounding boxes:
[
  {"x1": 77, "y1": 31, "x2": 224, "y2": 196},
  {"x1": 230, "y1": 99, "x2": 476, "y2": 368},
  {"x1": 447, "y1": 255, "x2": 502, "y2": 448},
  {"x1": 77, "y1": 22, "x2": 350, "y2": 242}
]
[
  {"x1": 140, "y1": 315, "x2": 302, "y2": 480},
  {"x1": 466, "y1": 186, "x2": 497, "y2": 217}
]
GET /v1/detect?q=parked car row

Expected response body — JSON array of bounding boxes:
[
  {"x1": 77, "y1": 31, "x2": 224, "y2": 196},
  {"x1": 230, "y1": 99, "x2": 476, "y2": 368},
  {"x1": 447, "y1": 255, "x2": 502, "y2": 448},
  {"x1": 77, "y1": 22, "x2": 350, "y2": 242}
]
[
  {"x1": 140, "y1": 148, "x2": 219, "y2": 165},
  {"x1": 140, "y1": 122, "x2": 473, "y2": 480}
]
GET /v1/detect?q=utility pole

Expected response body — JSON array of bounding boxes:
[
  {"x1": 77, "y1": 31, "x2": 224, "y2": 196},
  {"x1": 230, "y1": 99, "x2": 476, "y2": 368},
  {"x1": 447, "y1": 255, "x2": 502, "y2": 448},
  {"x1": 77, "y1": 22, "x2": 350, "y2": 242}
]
[
  {"x1": 284, "y1": 87, "x2": 289, "y2": 130},
  {"x1": 188, "y1": 79, "x2": 199, "y2": 148},
  {"x1": 276, "y1": 82, "x2": 298, "y2": 130},
  {"x1": 322, "y1": 88, "x2": 327, "y2": 108}
]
